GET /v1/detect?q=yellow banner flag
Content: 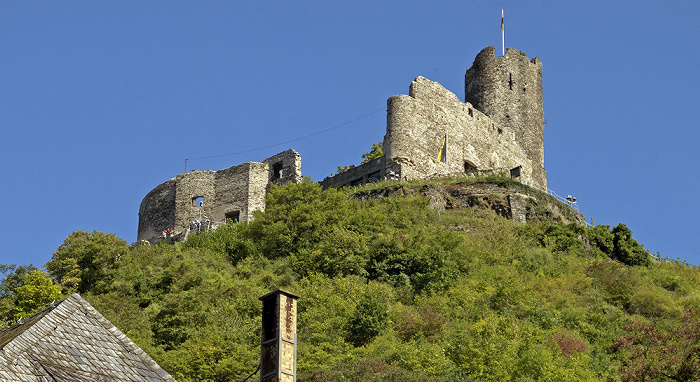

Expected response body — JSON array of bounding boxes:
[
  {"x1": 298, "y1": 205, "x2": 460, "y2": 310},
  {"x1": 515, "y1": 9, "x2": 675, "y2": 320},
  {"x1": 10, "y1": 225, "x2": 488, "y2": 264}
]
[{"x1": 436, "y1": 134, "x2": 446, "y2": 163}]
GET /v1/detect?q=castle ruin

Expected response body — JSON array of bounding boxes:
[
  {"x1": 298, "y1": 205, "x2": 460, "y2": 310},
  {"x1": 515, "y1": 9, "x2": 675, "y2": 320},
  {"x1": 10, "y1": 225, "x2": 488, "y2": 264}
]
[
  {"x1": 321, "y1": 46, "x2": 546, "y2": 190},
  {"x1": 137, "y1": 149, "x2": 301, "y2": 243},
  {"x1": 138, "y1": 46, "x2": 547, "y2": 242}
]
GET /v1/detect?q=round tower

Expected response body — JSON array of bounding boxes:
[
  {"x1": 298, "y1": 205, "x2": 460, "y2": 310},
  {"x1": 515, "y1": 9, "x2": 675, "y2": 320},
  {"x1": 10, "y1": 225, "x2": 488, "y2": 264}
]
[{"x1": 465, "y1": 46, "x2": 545, "y2": 187}]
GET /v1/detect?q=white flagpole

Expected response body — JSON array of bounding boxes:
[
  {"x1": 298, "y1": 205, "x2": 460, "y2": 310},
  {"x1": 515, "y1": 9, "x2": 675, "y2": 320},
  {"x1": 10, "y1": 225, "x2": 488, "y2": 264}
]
[{"x1": 501, "y1": 8, "x2": 505, "y2": 56}]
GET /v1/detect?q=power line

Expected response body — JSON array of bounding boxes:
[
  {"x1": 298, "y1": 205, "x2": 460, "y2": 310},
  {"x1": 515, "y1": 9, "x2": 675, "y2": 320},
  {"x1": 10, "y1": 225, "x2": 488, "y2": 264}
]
[{"x1": 186, "y1": 108, "x2": 384, "y2": 162}]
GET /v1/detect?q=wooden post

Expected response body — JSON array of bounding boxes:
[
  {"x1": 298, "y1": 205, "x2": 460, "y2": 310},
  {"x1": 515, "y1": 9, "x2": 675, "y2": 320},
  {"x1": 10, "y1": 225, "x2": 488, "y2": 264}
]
[{"x1": 259, "y1": 289, "x2": 299, "y2": 382}]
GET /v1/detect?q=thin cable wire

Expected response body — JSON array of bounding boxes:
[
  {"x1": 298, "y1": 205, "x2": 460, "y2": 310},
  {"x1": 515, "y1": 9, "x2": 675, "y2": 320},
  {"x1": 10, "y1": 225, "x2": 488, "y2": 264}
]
[
  {"x1": 239, "y1": 364, "x2": 260, "y2": 382},
  {"x1": 187, "y1": 107, "x2": 384, "y2": 161}
]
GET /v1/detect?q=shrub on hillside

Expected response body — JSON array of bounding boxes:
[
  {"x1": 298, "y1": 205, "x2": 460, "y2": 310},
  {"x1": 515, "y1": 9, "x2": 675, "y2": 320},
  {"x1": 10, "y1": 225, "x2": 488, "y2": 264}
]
[
  {"x1": 347, "y1": 292, "x2": 389, "y2": 347},
  {"x1": 611, "y1": 224, "x2": 651, "y2": 267}
]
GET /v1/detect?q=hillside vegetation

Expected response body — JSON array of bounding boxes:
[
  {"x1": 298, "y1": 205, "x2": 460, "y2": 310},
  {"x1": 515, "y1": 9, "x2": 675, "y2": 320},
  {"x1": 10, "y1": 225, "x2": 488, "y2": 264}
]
[{"x1": 2, "y1": 176, "x2": 700, "y2": 381}]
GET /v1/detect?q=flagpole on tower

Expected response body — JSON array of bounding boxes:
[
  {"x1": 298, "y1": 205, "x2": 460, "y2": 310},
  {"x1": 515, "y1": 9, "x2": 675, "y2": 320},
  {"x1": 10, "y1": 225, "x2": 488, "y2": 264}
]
[{"x1": 501, "y1": 8, "x2": 505, "y2": 56}]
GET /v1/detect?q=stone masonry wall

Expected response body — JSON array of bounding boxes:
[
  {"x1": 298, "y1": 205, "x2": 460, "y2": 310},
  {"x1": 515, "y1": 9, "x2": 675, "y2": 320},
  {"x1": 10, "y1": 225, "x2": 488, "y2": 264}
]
[
  {"x1": 319, "y1": 157, "x2": 384, "y2": 189},
  {"x1": 174, "y1": 169, "x2": 217, "y2": 232},
  {"x1": 137, "y1": 179, "x2": 177, "y2": 243},
  {"x1": 320, "y1": 46, "x2": 547, "y2": 190},
  {"x1": 210, "y1": 163, "x2": 263, "y2": 224},
  {"x1": 262, "y1": 149, "x2": 303, "y2": 187},
  {"x1": 384, "y1": 76, "x2": 540, "y2": 188},
  {"x1": 139, "y1": 46, "x2": 549, "y2": 241},
  {"x1": 465, "y1": 46, "x2": 545, "y2": 188}
]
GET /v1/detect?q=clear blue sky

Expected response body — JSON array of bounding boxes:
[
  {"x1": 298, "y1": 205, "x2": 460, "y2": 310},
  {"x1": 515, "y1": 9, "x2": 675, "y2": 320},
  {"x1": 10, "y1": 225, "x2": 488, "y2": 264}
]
[{"x1": 1, "y1": 2, "x2": 698, "y2": 268}]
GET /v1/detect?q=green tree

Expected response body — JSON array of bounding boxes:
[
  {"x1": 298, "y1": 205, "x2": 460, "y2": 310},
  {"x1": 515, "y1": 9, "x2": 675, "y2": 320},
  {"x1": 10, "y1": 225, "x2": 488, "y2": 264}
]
[
  {"x1": 0, "y1": 264, "x2": 40, "y2": 328},
  {"x1": 611, "y1": 224, "x2": 650, "y2": 267},
  {"x1": 46, "y1": 230, "x2": 128, "y2": 294},
  {"x1": 13, "y1": 270, "x2": 62, "y2": 319},
  {"x1": 335, "y1": 141, "x2": 383, "y2": 174},
  {"x1": 361, "y1": 141, "x2": 383, "y2": 164},
  {"x1": 346, "y1": 292, "x2": 388, "y2": 347},
  {"x1": 0, "y1": 264, "x2": 39, "y2": 298},
  {"x1": 587, "y1": 224, "x2": 614, "y2": 256}
]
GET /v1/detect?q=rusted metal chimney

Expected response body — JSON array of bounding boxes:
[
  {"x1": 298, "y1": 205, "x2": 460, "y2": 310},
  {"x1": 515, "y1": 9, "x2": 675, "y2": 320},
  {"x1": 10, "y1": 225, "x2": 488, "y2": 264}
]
[{"x1": 259, "y1": 289, "x2": 299, "y2": 382}]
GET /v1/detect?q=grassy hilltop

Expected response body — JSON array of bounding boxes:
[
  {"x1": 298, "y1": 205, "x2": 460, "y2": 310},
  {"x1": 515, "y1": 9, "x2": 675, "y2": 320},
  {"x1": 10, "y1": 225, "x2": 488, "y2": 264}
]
[{"x1": 2, "y1": 176, "x2": 699, "y2": 381}]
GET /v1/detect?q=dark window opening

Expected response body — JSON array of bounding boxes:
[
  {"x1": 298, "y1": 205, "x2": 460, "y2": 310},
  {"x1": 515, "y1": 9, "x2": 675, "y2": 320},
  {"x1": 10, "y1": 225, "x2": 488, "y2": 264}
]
[
  {"x1": 225, "y1": 211, "x2": 240, "y2": 223},
  {"x1": 351, "y1": 178, "x2": 363, "y2": 187},
  {"x1": 272, "y1": 162, "x2": 283, "y2": 179},
  {"x1": 510, "y1": 166, "x2": 522, "y2": 178},
  {"x1": 261, "y1": 297, "x2": 276, "y2": 342},
  {"x1": 368, "y1": 171, "x2": 381, "y2": 182},
  {"x1": 193, "y1": 196, "x2": 205, "y2": 207},
  {"x1": 508, "y1": 73, "x2": 513, "y2": 90},
  {"x1": 497, "y1": 128, "x2": 503, "y2": 134},
  {"x1": 464, "y1": 161, "x2": 477, "y2": 174},
  {"x1": 468, "y1": 108, "x2": 473, "y2": 117}
]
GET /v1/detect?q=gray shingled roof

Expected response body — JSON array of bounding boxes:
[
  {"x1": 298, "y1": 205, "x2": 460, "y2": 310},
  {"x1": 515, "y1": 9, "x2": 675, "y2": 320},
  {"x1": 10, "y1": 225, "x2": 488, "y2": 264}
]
[{"x1": 0, "y1": 294, "x2": 176, "y2": 381}]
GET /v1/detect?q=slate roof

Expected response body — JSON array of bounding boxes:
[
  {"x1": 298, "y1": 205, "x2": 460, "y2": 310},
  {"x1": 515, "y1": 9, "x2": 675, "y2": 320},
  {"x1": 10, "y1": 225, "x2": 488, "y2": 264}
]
[{"x1": 0, "y1": 294, "x2": 176, "y2": 381}]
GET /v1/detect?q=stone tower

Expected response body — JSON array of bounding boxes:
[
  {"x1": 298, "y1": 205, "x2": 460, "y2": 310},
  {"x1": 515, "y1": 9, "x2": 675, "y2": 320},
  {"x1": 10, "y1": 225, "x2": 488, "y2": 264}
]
[{"x1": 465, "y1": 46, "x2": 545, "y2": 187}]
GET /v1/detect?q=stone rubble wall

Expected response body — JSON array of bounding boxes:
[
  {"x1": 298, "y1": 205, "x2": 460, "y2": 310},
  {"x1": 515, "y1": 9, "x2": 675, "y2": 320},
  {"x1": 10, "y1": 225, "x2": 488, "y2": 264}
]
[{"x1": 174, "y1": 169, "x2": 217, "y2": 232}]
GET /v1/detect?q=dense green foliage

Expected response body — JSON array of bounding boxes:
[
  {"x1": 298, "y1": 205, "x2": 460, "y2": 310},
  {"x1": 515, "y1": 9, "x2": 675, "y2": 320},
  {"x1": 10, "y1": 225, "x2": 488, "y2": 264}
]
[{"x1": 1, "y1": 178, "x2": 698, "y2": 381}]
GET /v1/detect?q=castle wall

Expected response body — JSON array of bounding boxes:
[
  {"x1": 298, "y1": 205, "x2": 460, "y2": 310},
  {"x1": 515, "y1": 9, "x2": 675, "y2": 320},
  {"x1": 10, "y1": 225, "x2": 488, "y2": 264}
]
[
  {"x1": 137, "y1": 179, "x2": 176, "y2": 243},
  {"x1": 138, "y1": 46, "x2": 549, "y2": 241},
  {"x1": 263, "y1": 149, "x2": 303, "y2": 186},
  {"x1": 246, "y1": 163, "x2": 269, "y2": 217},
  {"x1": 465, "y1": 46, "x2": 545, "y2": 187},
  {"x1": 319, "y1": 157, "x2": 384, "y2": 189},
  {"x1": 212, "y1": 163, "x2": 268, "y2": 224},
  {"x1": 174, "y1": 169, "x2": 217, "y2": 231},
  {"x1": 384, "y1": 76, "x2": 540, "y2": 188}
]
